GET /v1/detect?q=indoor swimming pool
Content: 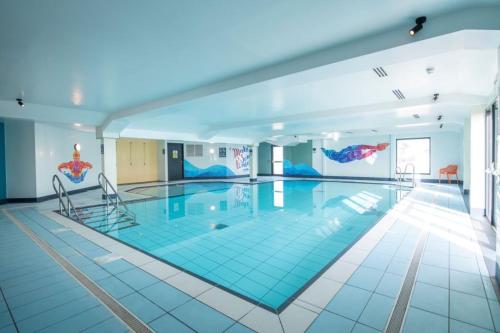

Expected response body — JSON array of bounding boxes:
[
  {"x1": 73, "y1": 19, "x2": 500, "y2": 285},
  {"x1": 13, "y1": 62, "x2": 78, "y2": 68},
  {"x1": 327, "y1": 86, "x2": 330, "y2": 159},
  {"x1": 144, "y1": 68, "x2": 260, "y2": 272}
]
[{"x1": 78, "y1": 181, "x2": 403, "y2": 312}]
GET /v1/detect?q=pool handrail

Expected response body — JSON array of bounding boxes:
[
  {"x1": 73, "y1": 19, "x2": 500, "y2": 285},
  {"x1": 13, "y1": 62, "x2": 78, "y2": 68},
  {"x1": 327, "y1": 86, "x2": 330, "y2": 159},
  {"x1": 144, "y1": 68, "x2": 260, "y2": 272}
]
[{"x1": 52, "y1": 174, "x2": 82, "y2": 222}]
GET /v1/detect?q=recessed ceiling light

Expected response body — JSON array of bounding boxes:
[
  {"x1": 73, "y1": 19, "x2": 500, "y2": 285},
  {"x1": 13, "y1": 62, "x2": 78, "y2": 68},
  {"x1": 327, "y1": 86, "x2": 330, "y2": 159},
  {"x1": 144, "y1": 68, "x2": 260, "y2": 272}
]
[
  {"x1": 327, "y1": 132, "x2": 340, "y2": 141},
  {"x1": 371, "y1": 129, "x2": 378, "y2": 132},
  {"x1": 272, "y1": 123, "x2": 284, "y2": 131},
  {"x1": 74, "y1": 123, "x2": 81, "y2": 127}
]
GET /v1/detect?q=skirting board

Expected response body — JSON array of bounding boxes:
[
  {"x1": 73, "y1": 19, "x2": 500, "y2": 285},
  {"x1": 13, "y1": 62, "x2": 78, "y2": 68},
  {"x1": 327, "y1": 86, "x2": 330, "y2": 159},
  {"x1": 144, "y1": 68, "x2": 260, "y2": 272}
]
[{"x1": 1, "y1": 185, "x2": 101, "y2": 204}]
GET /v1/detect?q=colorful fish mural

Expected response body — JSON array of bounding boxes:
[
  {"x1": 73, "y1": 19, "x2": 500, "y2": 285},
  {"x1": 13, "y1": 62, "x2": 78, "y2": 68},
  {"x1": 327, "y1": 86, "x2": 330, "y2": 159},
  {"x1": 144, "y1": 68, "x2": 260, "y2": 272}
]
[
  {"x1": 58, "y1": 144, "x2": 93, "y2": 183},
  {"x1": 321, "y1": 143, "x2": 389, "y2": 163}
]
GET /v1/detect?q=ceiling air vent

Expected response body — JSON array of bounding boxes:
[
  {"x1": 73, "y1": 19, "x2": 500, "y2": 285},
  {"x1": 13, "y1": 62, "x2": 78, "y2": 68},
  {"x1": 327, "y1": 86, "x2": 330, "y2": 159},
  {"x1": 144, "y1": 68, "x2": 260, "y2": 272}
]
[
  {"x1": 392, "y1": 89, "x2": 406, "y2": 100},
  {"x1": 373, "y1": 67, "x2": 388, "y2": 77}
]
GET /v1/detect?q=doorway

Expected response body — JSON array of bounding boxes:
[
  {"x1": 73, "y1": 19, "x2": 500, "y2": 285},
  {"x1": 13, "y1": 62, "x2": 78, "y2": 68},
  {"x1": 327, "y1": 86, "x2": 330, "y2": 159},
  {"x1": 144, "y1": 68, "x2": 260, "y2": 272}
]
[
  {"x1": 272, "y1": 146, "x2": 283, "y2": 175},
  {"x1": 167, "y1": 143, "x2": 184, "y2": 181}
]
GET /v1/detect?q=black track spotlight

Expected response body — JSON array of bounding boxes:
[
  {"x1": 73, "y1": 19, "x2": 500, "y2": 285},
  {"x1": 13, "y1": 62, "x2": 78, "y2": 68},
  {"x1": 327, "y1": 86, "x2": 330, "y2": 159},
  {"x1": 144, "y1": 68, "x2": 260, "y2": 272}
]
[
  {"x1": 437, "y1": 115, "x2": 443, "y2": 121},
  {"x1": 16, "y1": 98, "x2": 24, "y2": 108},
  {"x1": 409, "y1": 16, "x2": 427, "y2": 36},
  {"x1": 439, "y1": 124, "x2": 443, "y2": 129},
  {"x1": 432, "y1": 93, "x2": 439, "y2": 102}
]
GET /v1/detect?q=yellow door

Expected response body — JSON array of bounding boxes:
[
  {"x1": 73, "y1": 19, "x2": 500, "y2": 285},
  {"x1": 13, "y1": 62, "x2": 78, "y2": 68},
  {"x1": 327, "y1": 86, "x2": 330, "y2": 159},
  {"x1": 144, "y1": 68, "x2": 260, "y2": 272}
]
[{"x1": 117, "y1": 139, "x2": 159, "y2": 184}]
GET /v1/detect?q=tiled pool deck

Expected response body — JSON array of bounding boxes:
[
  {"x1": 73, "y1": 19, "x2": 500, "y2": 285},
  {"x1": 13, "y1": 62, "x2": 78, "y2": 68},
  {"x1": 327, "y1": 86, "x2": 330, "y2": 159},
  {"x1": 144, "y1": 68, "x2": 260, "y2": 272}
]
[{"x1": 0, "y1": 181, "x2": 498, "y2": 332}]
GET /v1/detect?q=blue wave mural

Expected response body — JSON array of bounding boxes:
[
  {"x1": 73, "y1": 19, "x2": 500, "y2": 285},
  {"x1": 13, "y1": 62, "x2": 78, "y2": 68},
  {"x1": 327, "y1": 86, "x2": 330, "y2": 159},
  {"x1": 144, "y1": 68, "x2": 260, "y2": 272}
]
[
  {"x1": 184, "y1": 160, "x2": 236, "y2": 178},
  {"x1": 283, "y1": 160, "x2": 321, "y2": 177}
]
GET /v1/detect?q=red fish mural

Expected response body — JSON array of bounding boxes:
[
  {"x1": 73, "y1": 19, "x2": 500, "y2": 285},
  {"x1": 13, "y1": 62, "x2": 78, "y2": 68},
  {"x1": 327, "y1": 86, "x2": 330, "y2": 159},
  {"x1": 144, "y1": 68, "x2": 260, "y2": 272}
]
[{"x1": 58, "y1": 144, "x2": 93, "y2": 183}]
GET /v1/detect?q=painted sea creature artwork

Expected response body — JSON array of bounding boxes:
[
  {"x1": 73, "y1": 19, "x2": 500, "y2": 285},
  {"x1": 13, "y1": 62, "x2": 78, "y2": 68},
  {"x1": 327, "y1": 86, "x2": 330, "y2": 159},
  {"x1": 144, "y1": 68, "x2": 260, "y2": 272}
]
[
  {"x1": 321, "y1": 143, "x2": 389, "y2": 163},
  {"x1": 58, "y1": 144, "x2": 93, "y2": 183}
]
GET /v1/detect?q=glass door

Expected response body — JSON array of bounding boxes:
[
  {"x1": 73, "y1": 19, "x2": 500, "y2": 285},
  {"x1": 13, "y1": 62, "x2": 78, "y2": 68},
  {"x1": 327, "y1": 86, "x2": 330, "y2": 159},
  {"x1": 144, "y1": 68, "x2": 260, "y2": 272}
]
[
  {"x1": 486, "y1": 107, "x2": 495, "y2": 225},
  {"x1": 272, "y1": 146, "x2": 283, "y2": 175}
]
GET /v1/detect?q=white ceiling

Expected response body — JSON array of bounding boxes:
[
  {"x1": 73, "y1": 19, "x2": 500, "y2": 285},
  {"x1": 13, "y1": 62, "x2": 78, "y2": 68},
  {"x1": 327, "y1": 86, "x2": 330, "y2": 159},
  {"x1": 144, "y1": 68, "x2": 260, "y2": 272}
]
[{"x1": 0, "y1": 1, "x2": 499, "y2": 143}]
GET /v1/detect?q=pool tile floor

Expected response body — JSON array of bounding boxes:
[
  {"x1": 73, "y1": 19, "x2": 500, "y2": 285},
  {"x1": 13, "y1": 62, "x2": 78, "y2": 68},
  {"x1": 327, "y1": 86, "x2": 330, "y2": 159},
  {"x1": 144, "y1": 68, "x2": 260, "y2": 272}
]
[{"x1": 0, "y1": 180, "x2": 498, "y2": 333}]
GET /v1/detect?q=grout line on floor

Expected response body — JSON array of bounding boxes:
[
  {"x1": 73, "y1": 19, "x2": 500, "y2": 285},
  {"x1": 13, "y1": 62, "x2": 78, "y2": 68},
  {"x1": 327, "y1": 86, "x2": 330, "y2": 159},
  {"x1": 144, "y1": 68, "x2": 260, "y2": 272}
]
[
  {"x1": 385, "y1": 229, "x2": 428, "y2": 333},
  {"x1": 2, "y1": 209, "x2": 153, "y2": 333}
]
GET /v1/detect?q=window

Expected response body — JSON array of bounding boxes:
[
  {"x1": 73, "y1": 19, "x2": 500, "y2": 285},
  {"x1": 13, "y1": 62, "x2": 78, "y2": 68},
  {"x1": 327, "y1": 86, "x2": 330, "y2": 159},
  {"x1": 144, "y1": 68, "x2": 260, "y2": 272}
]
[
  {"x1": 396, "y1": 138, "x2": 430, "y2": 174},
  {"x1": 272, "y1": 146, "x2": 283, "y2": 175}
]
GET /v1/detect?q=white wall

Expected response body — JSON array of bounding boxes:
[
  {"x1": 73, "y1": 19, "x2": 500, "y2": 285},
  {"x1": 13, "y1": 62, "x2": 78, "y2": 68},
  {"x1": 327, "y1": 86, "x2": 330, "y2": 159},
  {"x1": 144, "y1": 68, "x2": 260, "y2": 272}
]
[
  {"x1": 390, "y1": 131, "x2": 464, "y2": 181},
  {"x1": 35, "y1": 123, "x2": 102, "y2": 197},
  {"x1": 4, "y1": 119, "x2": 37, "y2": 198},
  {"x1": 312, "y1": 131, "x2": 463, "y2": 181}
]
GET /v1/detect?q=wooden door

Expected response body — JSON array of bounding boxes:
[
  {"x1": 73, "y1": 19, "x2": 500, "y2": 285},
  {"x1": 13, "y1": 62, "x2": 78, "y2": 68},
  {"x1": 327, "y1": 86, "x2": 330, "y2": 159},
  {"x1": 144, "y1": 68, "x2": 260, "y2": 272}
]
[{"x1": 117, "y1": 139, "x2": 159, "y2": 184}]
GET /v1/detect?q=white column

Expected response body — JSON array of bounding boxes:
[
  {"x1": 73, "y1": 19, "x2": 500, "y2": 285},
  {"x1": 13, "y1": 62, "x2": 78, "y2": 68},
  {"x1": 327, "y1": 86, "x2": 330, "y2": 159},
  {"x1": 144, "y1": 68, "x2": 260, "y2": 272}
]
[
  {"x1": 249, "y1": 144, "x2": 258, "y2": 181},
  {"x1": 157, "y1": 140, "x2": 168, "y2": 182},
  {"x1": 101, "y1": 137, "x2": 117, "y2": 190},
  {"x1": 469, "y1": 109, "x2": 485, "y2": 218}
]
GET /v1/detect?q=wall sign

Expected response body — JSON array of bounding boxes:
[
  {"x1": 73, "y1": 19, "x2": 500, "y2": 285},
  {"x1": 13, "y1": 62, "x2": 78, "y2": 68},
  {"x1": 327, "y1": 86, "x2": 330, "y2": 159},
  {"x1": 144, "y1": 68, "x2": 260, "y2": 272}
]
[
  {"x1": 172, "y1": 150, "x2": 178, "y2": 159},
  {"x1": 219, "y1": 147, "x2": 226, "y2": 158},
  {"x1": 58, "y1": 144, "x2": 93, "y2": 183}
]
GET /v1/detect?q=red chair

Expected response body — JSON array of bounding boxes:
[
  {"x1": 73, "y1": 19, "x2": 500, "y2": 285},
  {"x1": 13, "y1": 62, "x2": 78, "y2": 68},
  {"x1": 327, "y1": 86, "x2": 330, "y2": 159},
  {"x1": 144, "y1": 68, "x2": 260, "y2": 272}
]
[{"x1": 438, "y1": 165, "x2": 458, "y2": 184}]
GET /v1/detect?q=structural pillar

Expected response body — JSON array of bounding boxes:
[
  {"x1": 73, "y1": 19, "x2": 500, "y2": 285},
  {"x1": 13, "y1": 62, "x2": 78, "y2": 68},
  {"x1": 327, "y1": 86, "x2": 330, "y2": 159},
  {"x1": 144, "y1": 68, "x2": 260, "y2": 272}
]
[
  {"x1": 100, "y1": 137, "x2": 118, "y2": 191},
  {"x1": 249, "y1": 144, "x2": 258, "y2": 182}
]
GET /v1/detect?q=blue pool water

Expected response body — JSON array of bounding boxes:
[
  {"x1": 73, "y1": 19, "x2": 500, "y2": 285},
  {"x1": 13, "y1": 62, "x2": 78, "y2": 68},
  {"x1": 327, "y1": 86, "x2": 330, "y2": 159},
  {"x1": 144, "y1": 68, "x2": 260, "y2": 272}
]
[{"x1": 81, "y1": 180, "x2": 401, "y2": 311}]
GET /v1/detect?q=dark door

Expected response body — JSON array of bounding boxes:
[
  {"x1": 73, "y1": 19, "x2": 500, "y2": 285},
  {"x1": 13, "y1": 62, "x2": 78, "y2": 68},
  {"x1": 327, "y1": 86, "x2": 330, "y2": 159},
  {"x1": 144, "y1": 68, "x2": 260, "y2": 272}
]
[{"x1": 167, "y1": 143, "x2": 184, "y2": 181}]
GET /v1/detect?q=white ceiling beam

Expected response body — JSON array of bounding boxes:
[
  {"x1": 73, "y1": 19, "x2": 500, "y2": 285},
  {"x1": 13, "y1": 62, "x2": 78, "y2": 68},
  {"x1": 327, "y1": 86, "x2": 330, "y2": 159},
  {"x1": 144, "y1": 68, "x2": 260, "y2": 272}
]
[{"x1": 199, "y1": 93, "x2": 487, "y2": 139}]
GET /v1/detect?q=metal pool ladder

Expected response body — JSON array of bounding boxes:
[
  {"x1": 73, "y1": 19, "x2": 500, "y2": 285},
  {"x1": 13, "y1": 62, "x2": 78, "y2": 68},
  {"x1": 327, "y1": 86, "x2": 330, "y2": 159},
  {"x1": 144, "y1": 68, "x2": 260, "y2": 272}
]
[
  {"x1": 52, "y1": 174, "x2": 82, "y2": 222},
  {"x1": 396, "y1": 163, "x2": 416, "y2": 188},
  {"x1": 98, "y1": 172, "x2": 136, "y2": 223}
]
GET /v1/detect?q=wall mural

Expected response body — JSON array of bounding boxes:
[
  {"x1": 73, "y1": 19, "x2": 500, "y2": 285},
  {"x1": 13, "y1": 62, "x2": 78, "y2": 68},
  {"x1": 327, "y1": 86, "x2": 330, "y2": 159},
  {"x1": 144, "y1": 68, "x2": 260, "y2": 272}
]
[
  {"x1": 321, "y1": 143, "x2": 389, "y2": 163},
  {"x1": 58, "y1": 144, "x2": 93, "y2": 183},
  {"x1": 283, "y1": 160, "x2": 321, "y2": 176},
  {"x1": 231, "y1": 146, "x2": 249, "y2": 172},
  {"x1": 184, "y1": 144, "x2": 250, "y2": 178},
  {"x1": 184, "y1": 160, "x2": 236, "y2": 178}
]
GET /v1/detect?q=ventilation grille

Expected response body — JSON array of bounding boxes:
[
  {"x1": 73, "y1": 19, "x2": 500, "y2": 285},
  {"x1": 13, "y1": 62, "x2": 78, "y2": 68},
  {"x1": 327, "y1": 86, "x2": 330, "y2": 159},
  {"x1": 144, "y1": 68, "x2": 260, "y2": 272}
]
[
  {"x1": 392, "y1": 89, "x2": 406, "y2": 100},
  {"x1": 373, "y1": 67, "x2": 388, "y2": 77},
  {"x1": 186, "y1": 144, "x2": 203, "y2": 157}
]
